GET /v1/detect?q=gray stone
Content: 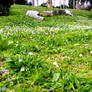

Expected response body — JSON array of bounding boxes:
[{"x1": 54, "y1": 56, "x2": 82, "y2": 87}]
[
  {"x1": 26, "y1": 10, "x2": 44, "y2": 20},
  {"x1": 53, "y1": 9, "x2": 73, "y2": 16},
  {"x1": 40, "y1": 11, "x2": 53, "y2": 17},
  {"x1": 26, "y1": 10, "x2": 73, "y2": 20},
  {"x1": 40, "y1": 9, "x2": 73, "y2": 17}
]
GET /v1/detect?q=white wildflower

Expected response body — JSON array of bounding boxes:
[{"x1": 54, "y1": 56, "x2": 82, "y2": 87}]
[
  {"x1": 8, "y1": 41, "x2": 13, "y2": 45},
  {"x1": 56, "y1": 65, "x2": 59, "y2": 68},
  {"x1": 16, "y1": 44, "x2": 18, "y2": 46},
  {"x1": 79, "y1": 54, "x2": 83, "y2": 57},
  {"x1": 90, "y1": 51, "x2": 92, "y2": 54},
  {"x1": 29, "y1": 52, "x2": 33, "y2": 55},
  {"x1": 53, "y1": 62, "x2": 57, "y2": 65},
  {"x1": 7, "y1": 32, "x2": 11, "y2": 35},
  {"x1": 45, "y1": 32, "x2": 48, "y2": 35},
  {"x1": 55, "y1": 27, "x2": 60, "y2": 30},
  {"x1": 70, "y1": 29, "x2": 73, "y2": 31},
  {"x1": 0, "y1": 29, "x2": 3, "y2": 33},
  {"x1": 19, "y1": 59, "x2": 22, "y2": 62},
  {"x1": 20, "y1": 67, "x2": 25, "y2": 72},
  {"x1": 84, "y1": 44, "x2": 88, "y2": 46},
  {"x1": 53, "y1": 62, "x2": 59, "y2": 68},
  {"x1": 16, "y1": 41, "x2": 19, "y2": 43}
]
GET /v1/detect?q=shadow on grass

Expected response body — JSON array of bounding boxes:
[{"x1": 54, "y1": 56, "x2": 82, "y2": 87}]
[{"x1": 88, "y1": 14, "x2": 92, "y2": 19}]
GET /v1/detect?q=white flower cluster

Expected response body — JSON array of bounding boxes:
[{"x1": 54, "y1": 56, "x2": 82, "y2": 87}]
[
  {"x1": 79, "y1": 54, "x2": 83, "y2": 57},
  {"x1": 28, "y1": 52, "x2": 33, "y2": 55},
  {"x1": 8, "y1": 41, "x2": 13, "y2": 45},
  {"x1": 19, "y1": 59, "x2": 22, "y2": 62},
  {"x1": 90, "y1": 51, "x2": 92, "y2": 54},
  {"x1": 0, "y1": 29, "x2": 3, "y2": 34},
  {"x1": 53, "y1": 62, "x2": 59, "y2": 68},
  {"x1": 20, "y1": 67, "x2": 25, "y2": 72}
]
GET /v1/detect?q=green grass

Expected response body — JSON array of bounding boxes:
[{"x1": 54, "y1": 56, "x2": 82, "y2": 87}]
[
  {"x1": 0, "y1": 5, "x2": 92, "y2": 92},
  {"x1": 0, "y1": 4, "x2": 92, "y2": 27}
]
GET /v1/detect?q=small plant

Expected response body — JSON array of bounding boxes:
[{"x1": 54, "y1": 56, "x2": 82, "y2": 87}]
[{"x1": 0, "y1": 35, "x2": 9, "y2": 50}]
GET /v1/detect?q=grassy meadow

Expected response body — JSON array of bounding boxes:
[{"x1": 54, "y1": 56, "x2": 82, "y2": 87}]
[{"x1": 0, "y1": 5, "x2": 92, "y2": 92}]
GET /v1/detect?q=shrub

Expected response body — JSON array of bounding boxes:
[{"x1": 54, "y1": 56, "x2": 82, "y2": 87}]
[
  {"x1": 0, "y1": 0, "x2": 14, "y2": 15},
  {"x1": 15, "y1": 0, "x2": 26, "y2": 5}
]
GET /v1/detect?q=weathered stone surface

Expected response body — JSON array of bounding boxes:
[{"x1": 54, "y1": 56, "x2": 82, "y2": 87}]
[
  {"x1": 26, "y1": 9, "x2": 73, "y2": 20},
  {"x1": 40, "y1": 9, "x2": 73, "y2": 17},
  {"x1": 53, "y1": 9, "x2": 73, "y2": 16},
  {"x1": 26, "y1": 10, "x2": 44, "y2": 20},
  {"x1": 40, "y1": 11, "x2": 53, "y2": 17}
]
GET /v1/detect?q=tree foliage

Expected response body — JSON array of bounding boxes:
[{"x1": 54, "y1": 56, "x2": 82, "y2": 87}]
[{"x1": 15, "y1": 0, "x2": 26, "y2": 5}]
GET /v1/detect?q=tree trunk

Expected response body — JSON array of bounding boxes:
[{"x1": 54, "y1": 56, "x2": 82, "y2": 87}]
[
  {"x1": 63, "y1": 0, "x2": 65, "y2": 9},
  {"x1": 73, "y1": 0, "x2": 76, "y2": 9},
  {"x1": 48, "y1": 0, "x2": 52, "y2": 8},
  {"x1": 50, "y1": 0, "x2": 52, "y2": 7},
  {"x1": 77, "y1": 0, "x2": 80, "y2": 9},
  {"x1": 90, "y1": 0, "x2": 92, "y2": 9},
  {"x1": 33, "y1": 0, "x2": 35, "y2": 6}
]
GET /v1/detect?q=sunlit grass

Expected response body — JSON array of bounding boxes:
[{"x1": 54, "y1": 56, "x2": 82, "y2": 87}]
[{"x1": 0, "y1": 5, "x2": 92, "y2": 92}]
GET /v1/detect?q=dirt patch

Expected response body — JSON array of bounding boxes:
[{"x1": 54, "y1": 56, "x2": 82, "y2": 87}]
[{"x1": 0, "y1": 59, "x2": 4, "y2": 67}]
